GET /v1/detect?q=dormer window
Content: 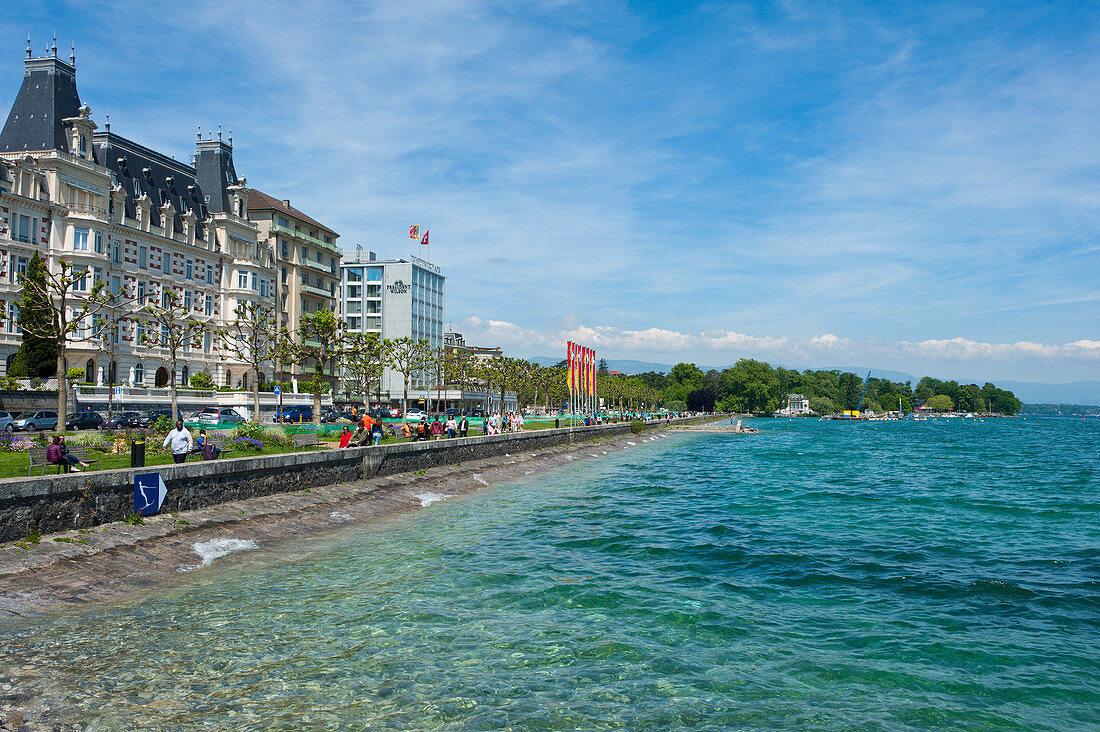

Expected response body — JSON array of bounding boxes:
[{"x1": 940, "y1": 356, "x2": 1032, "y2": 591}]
[{"x1": 79, "y1": 134, "x2": 87, "y2": 155}]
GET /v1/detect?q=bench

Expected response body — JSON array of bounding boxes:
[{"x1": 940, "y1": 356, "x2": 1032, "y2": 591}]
[
  {"x1": 292, "y1": 433, "x2": 328, "y2": 451},
  {"x1": 28, "y1": 445, "x2": 100, "y2": 476},
  {"x1": 204, "y1": 437, "x2": 235, "y2": 458}
]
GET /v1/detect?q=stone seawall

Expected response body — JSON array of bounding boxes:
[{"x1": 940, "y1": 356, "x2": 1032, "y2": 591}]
[{"x1": 0, "y1": 419, "x2": 700, "y2": 543}]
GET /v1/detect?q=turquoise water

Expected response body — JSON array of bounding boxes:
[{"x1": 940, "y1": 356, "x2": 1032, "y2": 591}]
[{"x1": 6, "y1": 417, "x2": 1099, "y2": 730}]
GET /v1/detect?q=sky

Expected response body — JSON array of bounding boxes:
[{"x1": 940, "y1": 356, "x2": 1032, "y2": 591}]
[{"x1": 2, "y1": 1, "x2": 1098, "y2": 383}]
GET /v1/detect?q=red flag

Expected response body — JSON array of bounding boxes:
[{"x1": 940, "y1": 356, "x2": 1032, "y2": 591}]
[
  {"x1": 420, "y1": 229, "x2": 429, "y2": 246},
  {"x1": 409, "y1": 225, "x2": 419, "y2": 239},
  {"x1": 566, "y1": 341, "x2": 573, "y2": 391}
]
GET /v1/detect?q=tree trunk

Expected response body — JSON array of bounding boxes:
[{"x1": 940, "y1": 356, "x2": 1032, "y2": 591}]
[
  {"x1": 170, "y1": 357, "x2": 179, "y2": 424},
  {"x1": 55, "y1": 347, "x2": 67, "y2": 434},
  {"x1": 251, "y1": 365, "x2": 261, "y2": 423},
  {"x1": 313, "y1": 364, "x2": 323, "y2": 426}
]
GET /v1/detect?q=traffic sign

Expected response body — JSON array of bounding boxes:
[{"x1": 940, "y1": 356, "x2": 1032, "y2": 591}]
[{"x1": 273, "y1": 385, "x2": 281, "y2": 396}]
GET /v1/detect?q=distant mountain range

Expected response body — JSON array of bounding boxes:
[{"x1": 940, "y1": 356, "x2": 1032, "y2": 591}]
[{"x1": 529, "y1": 356, "x2": 1100, "y2": 405}]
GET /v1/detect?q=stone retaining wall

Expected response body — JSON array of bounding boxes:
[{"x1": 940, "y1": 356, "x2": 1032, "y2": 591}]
[{"x1": 0, "y1": 418, "x2": 708, "y2": 542}]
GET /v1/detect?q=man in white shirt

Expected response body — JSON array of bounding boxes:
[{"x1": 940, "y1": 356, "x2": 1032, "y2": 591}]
[{"x1": 163, "y1": 420, "x2": 193, "y2": 464}]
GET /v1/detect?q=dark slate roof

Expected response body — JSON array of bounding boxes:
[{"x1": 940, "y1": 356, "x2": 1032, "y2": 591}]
[
  {"x1": 93, "y1": 132, "x2": 209, "y2": 238},
  {"x1": 247, "y1": 188, "x2": 339, "y2": 238},
  {"x1": 195, "y1": 138, "x2": 238, "y2": 215},
  {"x1": 0, "y1": 56, "x2": 81, "y2": 154}
]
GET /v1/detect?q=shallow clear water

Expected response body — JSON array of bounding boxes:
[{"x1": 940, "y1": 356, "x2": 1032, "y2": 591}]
[{"x1": 6, "y1": 417, "x2": 1099, "y2": 730}]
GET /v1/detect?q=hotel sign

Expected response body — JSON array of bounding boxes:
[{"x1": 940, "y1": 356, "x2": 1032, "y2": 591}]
[{"x1": 387, "y1": 279, "x2": 410, "y2": 294}]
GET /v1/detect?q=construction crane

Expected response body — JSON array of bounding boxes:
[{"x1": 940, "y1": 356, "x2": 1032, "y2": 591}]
[{"x1": 856, "y1": 371, "x2": 871, "y2": 413}]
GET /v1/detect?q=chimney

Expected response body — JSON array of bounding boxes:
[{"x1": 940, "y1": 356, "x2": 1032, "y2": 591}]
[{"x1": 282, "y1": 199, "x2": 290, "y2": 207}]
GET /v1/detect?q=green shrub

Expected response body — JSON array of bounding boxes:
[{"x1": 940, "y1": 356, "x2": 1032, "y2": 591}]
[
  {"x1": 153, "y1": 415, "x2": 175, "y2": 433},
  {"x1": 65, "y1": 431, "x2": 108, "y2": 450},
  {"x1": 264, "y1": 426, "x2": 292, "y2": 448},
  {"x1": 630, "y1": 420, "x2": 645, "y2": 434},
  {"x1": 231, "y1": 421, "x2": 266, "y2": 441},
  {"x1": 189, "y1": 371, "x2": 215, "y2": 389}
]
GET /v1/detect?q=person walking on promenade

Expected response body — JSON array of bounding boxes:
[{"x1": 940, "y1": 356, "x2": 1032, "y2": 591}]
[
  {"x1": 482, "y1": 414, "x2": 490, "y2": 435},
  {"x1": 459, "y1": 413, "x2": 469, "y2": 438},
  {"x1": 371, "y1": 418, "x2": 383, "y2": 446},
  {"x1": 163, "y1": 420, "x2": 193, "y2": 464},
  {"x1": 445, "y1": 415, "x2": 457, "y2": 438}
]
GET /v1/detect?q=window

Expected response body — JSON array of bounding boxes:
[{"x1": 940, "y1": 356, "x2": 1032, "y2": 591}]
[
  {"x1": 330, "y1": 257, "x2": 336, "y2": 271},
  {"x1": 92, "y1": 267, "x2": 103, "y2": 286},
  {"x1": 366, "y1": 268, "x2": 382, "y2": 281},
  {"x1": 203, "y1": 331, "x2": 211, "y2": 352},
  {"x1": 162, "y1": 251, "x2": 171, "y2": 274},
  {"x1": 281, "y1": 267, "x2": 287, "y2": 284},
  {"x1": 205, "y1": 295, "x2": 213, "y2": 316},
  {"x1": 280, "y1": 240, "x2": 288, "y2": 258},
  {"x1": 346, "y1": 301, "x2": 362, "y2": 315},
  {"x1": 136, "y1": 321, "x2": 146, "y2": 345},
  {"x1": 299, "y1": 273, "x2": 307, "y2": 285},
  {"x1": 94, "y1": 231, "x2": 103, "y2": 254},
  {"x1": 6, "y1": 303, "x2": 17, "y2": 334},
  {"x1": 137, "y1": 281, "x2": 145, "y2": 303},
  {"x1": 185, "y1": 259, "x2": 193, "y2": 280},
  {"x1": 162, "y1": 288, "x2": 170, "y2": 307},
  {"x1": 134, "y1": 362, "x2": 144, "y2": 384},
  {"x1": 112, "y1": 324, "x2": 119, "y2": 345},
  {"x1": 259, "y1": 279, "x2": 268, "y2": 298},
  {"x1": 278, "y1": 217, "x2": 288, "y2": 228},
  {"x1": 366, "y1": 284, "x2": 381, "y2": 298},
  {"x1": 206, "y1": 266, "x2": 213, "y2": 285},
  {"x1": 161, "y1": 324, "x2": 169, "y2": 345},
  {"x1": 238, "y1": 270, "x2": 248, "y2": 289},
  {"x1": 346, "y1": 284, "x2": 361, "y2": 299},
  {"x1": 330, "y1": 282, "x2": 335, "y2": 296},
  {"x1": 347, "y1": 316, "x2": 361, "y2": 331},
  {"x1": 73, "y1": 227, "x2": 89, "y2": 251},
  {"x1": 365, "y1": 316, "x2": 381, "y2": 331},
  {"x1": 73, "y1": 269, "x2": 89, "y2": 292},
  {"x1": 251, "y1": 272, "x2": 258, "y2": 291},
  {"x1": 183, "y1": 290, "x2": 192, "y2": 310},
  {"x1": 347, "y1": 269, "x2": 362, "y2": 282},
  {"x1": 138, "y1": 246, "x2": 147, "y2": 269},
  {"x1": 17, "y1": 215, "x2": 32, "y2": 243},
  {"x1": 316, "y1": 276, "x2": 322, "y2": 288},
  {"x1": 10, "y1": 256, "x2": 28, "y2": 283}
]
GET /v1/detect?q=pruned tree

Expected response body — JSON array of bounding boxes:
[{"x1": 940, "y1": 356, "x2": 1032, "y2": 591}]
[
  {"x1": 343, "y1": 332, "x2": 389, "y2": 412},
  {"x1": 424, "y1": 346, "x2": 448, "y2": 413},
  {"x1": 281, "y1": 308, "x2": 345, "y2": 425},
  {"x1": 217, "y1": 301, "x2": 279, "y2": 422},
  {"x1": 13, "y1": 255, "x2": 116, "y2": 432},
  {"x1": 445, "y1": 349, "x2": 476, "y2": 413},
  {"x1": 386, "y1": 336, "x2": 432, "y2": 416},
  {"x1": 139, "y1": 287, "x2": 205, "y2": 422},
  {"x1": 90, "y1": 300, "x2": 133, "y2": 419},
  {"x1": 479, "y1": 356, "x2": 530, "y2": 418}
]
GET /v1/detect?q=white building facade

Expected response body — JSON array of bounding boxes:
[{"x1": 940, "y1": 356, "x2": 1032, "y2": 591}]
[{"x1": 339, "y1": 253, "x2": 444, "y2": 402}]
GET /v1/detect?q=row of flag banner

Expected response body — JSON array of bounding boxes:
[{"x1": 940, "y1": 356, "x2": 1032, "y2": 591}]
[
  {"x1": 567, "y1": 341, "x2": 597, "y2": 416},
  {"x1": 409, "y1": 225, "x2": 429, "y2": 246}
]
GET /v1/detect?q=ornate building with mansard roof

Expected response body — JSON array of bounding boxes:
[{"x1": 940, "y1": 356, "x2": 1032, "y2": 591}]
[{"x1": 0, "y1": 41, "x2": 275, "y2": 391}]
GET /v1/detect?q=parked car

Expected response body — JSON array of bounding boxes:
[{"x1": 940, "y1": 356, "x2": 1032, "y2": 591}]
[
  {"x1": 444, "y1": 407, "x2": 464, "y2": 418},
  {"x1": 274, "y1": 405, "x2": 313, "y2": 423},
  {"x1": 65, "y1": 411, "x2": 104, "y2": 431},
  {"x1": 403, "y1": 408, "x2": 426, "y2": 421},
  {"x1": 320, "y1": 408, "x2": 353, "y2": 424},
  {"x1": 192, "y1": 407, "x2": 245, "y2": 425},
  {"x1": 100, "y1": 411, "x2": 142, "y2": 430},
  {"x1": 134, "y1": 409, "x2": 184, "y2": 428},
  {"x1": 471, "y1": 407, "x2": 486, "y2": 418},
  {"x1": 387, "y1": 407, "x2": 401, "y2": 418},
  {"x1": 0, "y1": 410, "x2": 13, "y2": 432},
  {"x1": 12, "y1": 410, "x2": 58, "y2": 431}
]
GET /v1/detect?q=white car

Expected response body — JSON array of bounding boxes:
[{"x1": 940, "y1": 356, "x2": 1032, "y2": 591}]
[{"x1": 403, "y1": 408, "x2": 426, "y2": 421}]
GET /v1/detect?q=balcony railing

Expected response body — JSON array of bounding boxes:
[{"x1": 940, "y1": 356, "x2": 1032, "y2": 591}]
[{"x1": 272, "y1": 224, "x2": 339, "y2": 254}]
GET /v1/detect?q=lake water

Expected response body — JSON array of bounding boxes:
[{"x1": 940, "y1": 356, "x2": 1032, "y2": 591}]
[{"x1": 5, "y1": 417, "x2": 1099, "y2": 730}]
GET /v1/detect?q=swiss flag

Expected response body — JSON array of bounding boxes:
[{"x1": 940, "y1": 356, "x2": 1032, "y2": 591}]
[{"x1": 420, "y1": 229, "x2": 429, "y2": 246}]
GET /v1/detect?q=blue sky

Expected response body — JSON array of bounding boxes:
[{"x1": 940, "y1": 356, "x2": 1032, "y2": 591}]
[{"x1": 3, "y1": 1, "x2": 1098, "y2": 382}]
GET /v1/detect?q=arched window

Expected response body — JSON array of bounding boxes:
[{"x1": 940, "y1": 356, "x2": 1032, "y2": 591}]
[
  {"x1": 181, "y1": 365, "x2": 189, "y2": 387},
  {"x1": 225, "y1": 369, "x2": 231, "y2": 387},
  {"x1": 5, "y1": 353, "x2": 15, "y2": 374},
  {"x1": 241, "y1": 372, "x2": 248, "y2": 390},
  {"x1": 85, "y1": 358, "x2": 95, "y2": 384},
  {"x1": 258, "y1": 372, "x2": 266, "y2": 386},
  {"x1": 134, "y1": 362, "x2": 144, "y2": 384}
]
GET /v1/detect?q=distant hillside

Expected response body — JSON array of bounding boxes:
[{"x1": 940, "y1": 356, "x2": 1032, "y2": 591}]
[
  {"x1": 1021, "y1": 403, "x2": 1100, "y2": 416},
  {"x1": 993, "y1": 381, "x2": 1100, "y2": 406}
]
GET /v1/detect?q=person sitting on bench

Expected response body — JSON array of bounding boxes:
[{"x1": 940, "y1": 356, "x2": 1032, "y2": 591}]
[{"x1": 47, "y1": 435, "x2": 88, "y2": 473}]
